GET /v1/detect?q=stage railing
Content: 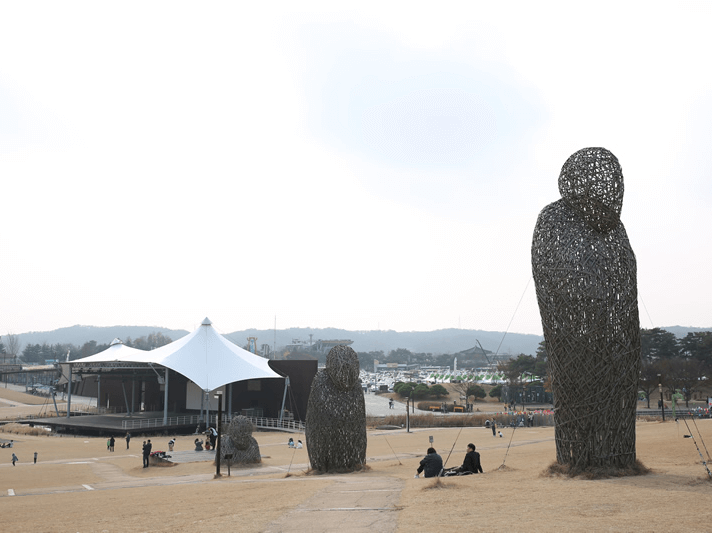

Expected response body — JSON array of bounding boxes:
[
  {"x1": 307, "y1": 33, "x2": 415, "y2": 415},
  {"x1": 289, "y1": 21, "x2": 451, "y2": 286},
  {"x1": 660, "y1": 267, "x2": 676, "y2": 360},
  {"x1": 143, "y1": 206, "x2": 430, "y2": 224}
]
[{"x1": 120, "y1": 414, "x2": 305, "y2": 432}]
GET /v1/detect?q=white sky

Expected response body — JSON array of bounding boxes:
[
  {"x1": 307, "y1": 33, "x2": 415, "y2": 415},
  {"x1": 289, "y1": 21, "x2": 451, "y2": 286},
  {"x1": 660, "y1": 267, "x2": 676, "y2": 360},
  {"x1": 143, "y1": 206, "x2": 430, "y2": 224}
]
[{"x1": 1, "y1": 2, "x2": 710, "y2": 337}]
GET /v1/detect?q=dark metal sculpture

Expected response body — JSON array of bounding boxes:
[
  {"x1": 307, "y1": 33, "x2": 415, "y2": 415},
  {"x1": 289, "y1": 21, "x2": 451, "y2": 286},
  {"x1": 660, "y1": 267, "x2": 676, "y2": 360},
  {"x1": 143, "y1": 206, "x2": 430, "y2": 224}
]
[
  {"x1": 217, "y1": 415, "x2": 261, "y2": 465},
  {"x1": 305, "y1": 345, "x2": 366, "y2": 472},
  {"x1": 532, "y1": 147, "x2": 641, "y2": 472}
]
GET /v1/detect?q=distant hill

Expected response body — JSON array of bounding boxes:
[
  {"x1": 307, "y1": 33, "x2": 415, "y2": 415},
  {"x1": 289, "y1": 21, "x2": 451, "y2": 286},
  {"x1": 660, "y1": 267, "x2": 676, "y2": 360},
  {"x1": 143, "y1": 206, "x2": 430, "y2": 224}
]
[
  {"x1": 12, "y1": 324, "x2": 708, "y2": 359},
  {"x1": 657, "y1": 326, "x2": 712, "y2": 338},
  {"x1": 222, "y1": 327, "x2": 544, "y2": 358},
  {"x1": 14, "y1": 325, "x2": 190, "y2": 349},
  {"x1": 11, "y1": 324, "x2": 542, "y2": 357}
]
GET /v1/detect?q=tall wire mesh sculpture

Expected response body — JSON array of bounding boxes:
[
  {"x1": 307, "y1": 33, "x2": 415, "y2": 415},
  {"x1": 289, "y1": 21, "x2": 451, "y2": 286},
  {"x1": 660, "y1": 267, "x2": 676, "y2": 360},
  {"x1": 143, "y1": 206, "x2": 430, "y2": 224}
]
[
  {"x1": 217, "y1": 415, "x2": 261, "y2": 465},
  {"x1": 532, "y1": 147, "x2": 641, "y2": 473},
  {"x1": 305, "y1": 345, "x2": 366, "y2": 472}
]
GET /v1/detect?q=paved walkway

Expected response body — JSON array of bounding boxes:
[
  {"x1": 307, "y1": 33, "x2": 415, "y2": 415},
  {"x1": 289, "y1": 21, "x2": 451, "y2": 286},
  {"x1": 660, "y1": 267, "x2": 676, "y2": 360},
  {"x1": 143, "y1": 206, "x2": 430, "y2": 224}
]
[
  {"x1": 364, "y1": 393, "x2": 407, "y2": 417},
  {"x1": 263, "y1": 475, "x2": 404, "y2": 533}
]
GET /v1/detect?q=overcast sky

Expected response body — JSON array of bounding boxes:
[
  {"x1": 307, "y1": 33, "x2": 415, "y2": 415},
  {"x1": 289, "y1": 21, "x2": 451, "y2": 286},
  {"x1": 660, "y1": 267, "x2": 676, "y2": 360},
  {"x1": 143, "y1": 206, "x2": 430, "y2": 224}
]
[{"x1": 1, "y1": 2, "x2": 710, "y2": 338}]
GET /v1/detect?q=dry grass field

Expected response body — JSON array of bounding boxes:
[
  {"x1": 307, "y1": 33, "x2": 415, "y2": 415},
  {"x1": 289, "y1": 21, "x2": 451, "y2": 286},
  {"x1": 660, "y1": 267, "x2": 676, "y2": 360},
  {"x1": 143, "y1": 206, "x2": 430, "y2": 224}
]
[{"x1": 1, "y1": 389, "x2": 711, "y2": 532}]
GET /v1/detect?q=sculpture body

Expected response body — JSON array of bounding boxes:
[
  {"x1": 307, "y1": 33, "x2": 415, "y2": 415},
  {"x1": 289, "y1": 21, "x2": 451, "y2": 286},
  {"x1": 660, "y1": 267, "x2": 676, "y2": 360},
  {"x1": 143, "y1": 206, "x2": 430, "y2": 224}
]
[
  {"x1": 532, "y1": 147, "x2": 641, "y2": 471},
  {"x1": 305, "y1": 345, "x2": 366, "y2": 472},
  {"x1": 218, "y1": 415, "x2": 261, "y2": 464}
]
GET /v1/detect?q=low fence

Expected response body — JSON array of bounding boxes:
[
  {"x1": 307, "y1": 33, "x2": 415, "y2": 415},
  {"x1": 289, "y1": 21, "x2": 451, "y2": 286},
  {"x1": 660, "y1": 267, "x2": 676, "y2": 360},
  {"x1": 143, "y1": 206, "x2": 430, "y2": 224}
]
[
  {"x1": 120, "y1": 414, "x2": 305, "y2": 432},
  {"x1": 637, "y1": 409, "x2": 711, "y2": 419}
]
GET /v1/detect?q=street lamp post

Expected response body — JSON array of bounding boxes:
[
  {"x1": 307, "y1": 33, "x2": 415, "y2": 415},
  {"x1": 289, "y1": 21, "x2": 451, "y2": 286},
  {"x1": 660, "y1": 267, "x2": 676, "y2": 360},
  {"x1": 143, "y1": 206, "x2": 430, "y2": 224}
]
[
  {"x1": 406, "y1": 395, "x2": 410, "y2": 433},
  {"x1": 214, "y1": 391, "x2": 223, "y2": 478},
  {"x1": 658, "y1": 374, "x2": 665, "y2": 422}
]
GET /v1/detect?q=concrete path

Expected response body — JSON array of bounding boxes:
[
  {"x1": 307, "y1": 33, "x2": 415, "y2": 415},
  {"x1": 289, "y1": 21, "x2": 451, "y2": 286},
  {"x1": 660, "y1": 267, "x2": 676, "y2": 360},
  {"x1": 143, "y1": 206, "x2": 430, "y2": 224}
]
[
  {"x1": 364, "y1": 393, "x2": 406, "y2": 417},
  {"x1": 263, "y1": 475, "x2": 404, "y2": 533}
]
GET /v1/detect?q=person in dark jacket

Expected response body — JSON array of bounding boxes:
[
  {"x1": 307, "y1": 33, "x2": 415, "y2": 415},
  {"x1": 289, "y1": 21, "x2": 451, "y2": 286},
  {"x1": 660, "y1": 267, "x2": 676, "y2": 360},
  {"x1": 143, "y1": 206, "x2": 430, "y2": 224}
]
[
  {"x1": 142, "y1": 440, "x2": 152, "y2": 468},
  {"x1": 416, "y1": 447, "x2": 443, "y2": 478},
  {"x1": 456, "y1": 443, "x2": 483, "y2": 474}
]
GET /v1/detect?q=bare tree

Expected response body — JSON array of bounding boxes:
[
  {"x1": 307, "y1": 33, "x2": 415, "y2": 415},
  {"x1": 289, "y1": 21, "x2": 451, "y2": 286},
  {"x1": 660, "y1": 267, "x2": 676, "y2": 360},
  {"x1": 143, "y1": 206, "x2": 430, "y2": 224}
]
[
  {"x1": 5, "y1": 333, "x2": 20, "y2": 364},
  {"x1": 451, "y1": 380, "x2": 473, "y2": 402}
]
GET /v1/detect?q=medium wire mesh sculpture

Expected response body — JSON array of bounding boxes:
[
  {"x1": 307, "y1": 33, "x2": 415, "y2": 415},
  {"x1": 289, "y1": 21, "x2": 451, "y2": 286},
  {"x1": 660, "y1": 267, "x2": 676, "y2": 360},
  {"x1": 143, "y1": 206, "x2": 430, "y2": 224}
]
[
  {"x1": 217, "y1": 415, "x2": 261, "y2": 465},
  {"x1": 532, "y1": 147, "x2": 642, "y2": 473},
  {"x1": 305, "y1": 345, "x2": 367, "y2": 473}
]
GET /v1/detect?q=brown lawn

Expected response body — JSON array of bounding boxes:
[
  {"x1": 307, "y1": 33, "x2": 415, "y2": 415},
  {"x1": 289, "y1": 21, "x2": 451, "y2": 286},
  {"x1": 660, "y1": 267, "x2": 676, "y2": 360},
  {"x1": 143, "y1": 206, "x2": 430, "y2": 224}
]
[{"x1": 1, "y1": 389, "x2": 711, "y2": 532}]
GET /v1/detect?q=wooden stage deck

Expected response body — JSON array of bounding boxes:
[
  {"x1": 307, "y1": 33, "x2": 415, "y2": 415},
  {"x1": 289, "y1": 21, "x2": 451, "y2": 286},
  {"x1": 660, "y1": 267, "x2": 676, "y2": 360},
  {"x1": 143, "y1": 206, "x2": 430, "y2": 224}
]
[{"x1": 20, "y1": 411, "x2": 199, "y2": 437}]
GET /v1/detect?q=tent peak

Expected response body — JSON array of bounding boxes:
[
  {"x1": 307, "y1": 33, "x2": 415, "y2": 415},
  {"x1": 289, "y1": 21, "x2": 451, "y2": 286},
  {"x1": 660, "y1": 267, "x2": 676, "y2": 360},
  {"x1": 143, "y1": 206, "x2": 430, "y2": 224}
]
[
  {"x1": 201, "y1": 317, "x2": 212, "y2": 326},
  {"x1": 110, "y1": 338, "x2": 123, "y2": 346}
]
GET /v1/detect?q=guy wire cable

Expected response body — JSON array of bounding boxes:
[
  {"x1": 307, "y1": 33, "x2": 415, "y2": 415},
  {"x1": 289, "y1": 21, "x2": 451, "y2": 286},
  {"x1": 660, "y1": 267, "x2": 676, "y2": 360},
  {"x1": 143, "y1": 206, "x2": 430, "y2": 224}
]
[
  {"x1": 637, "y1": 305, "x2": 709, "y2": 463},
  {"x1": 285, "y1": 446, "x2": 297, "y2": 477},
  {"x1": 687, "y1": 414, "x2": 711, "y2": 462},
  {"x1": 494, "y1": 277, "x2": 532, "y2": 357},
  {"x1": 440, "y1": 424, "x2": 465, "y2": 476},
  {"x1": 380, "y1": 433, "x2": 402, "y2": 465},
  {"x1": 680, "y1": 414, "x2": 712, "y2": 478},
  {"x1": 637, "y1": 292, "x2": 655, "y2": 329},
  {"x1": 499, "y1": 423, "x2": 517, "y2": 469}
]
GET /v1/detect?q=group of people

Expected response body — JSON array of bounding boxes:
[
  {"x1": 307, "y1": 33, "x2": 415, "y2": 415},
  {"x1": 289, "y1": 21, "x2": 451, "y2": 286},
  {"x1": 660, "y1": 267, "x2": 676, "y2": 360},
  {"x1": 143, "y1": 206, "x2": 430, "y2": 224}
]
[
  {"x1": 485, "y1": 419, "x2": 504, "y2": 438},
  {"x1": 415, "y1": 443, "x2": 483, "y2": 478},
  {"x1": 6, "y1": 440, "x2": 39, "y2": 466},
  {"x1": 287, "y1": 438, "x2": 303, "y2": 448}
]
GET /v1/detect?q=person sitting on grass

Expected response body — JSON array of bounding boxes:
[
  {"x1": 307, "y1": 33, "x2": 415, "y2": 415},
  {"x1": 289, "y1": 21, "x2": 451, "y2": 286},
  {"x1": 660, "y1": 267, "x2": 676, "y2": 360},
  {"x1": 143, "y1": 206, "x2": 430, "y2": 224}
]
[
  {"x1": 455, "y1": 443, "x2": 483, "y2": 474},
  {"x1": 415, "y1": 447, "x2": 443, "y2": 478}
]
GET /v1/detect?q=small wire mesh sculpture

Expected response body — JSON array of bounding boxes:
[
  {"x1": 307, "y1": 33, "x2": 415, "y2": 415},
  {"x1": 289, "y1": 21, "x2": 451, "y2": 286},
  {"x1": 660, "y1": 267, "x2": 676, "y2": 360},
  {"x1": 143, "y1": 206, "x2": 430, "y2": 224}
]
[
  {"x1": 305, "y1": 345, "x2": 367, "y2": 473},
  {"x1": 217, "y1": 415, "x2": 261, "y2": 465},
  {"x1": 532, "y1": 147, "x2": 641, "y2": 472}
]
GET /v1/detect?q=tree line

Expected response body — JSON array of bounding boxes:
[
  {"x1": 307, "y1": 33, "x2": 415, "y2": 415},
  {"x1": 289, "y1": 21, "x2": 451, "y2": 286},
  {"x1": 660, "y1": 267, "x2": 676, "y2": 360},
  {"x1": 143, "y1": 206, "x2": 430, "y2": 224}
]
[
  {"x1": 2, "y1": 332, "x2": 173, "y2": 364},
  {"x1": 357, "y1": 328, "x2": 712, "y2": 408},
  {"x1": 356, "y1": 346, "x2": 492, "y2": 371},
  {"x1": 494, "y1": 328, "x2": 712, "y2": 408}
]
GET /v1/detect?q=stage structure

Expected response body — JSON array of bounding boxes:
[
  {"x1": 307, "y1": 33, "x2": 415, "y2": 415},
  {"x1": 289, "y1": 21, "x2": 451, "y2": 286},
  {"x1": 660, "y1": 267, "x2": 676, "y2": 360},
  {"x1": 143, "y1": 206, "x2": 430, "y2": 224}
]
[
  {"x1": 305, "y1": 345, "x2": 366, "y2": 473},
  {"x1": 60, "y1": 318, "x2": 300, "y2": 426},
  {"x1": 531, "y1": 147, "x2": 641, "y2": 472}
]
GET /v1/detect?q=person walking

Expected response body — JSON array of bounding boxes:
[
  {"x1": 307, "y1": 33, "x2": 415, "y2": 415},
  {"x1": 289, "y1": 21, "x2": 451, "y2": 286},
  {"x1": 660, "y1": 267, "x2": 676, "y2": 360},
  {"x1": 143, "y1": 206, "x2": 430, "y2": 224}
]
[
  {"x1": 109, "y1": 436, "x2": 115, "y2": 452},
  {"x1": 491, "y1": 420, "x2": 497, "y2": 437},
  {"x1": 125, "y1": 432, "x2": 131, "y2": 449},
  {"x1": 34, "y1": 452, "x2": 38, "y2": 464},
  {"x1": 11, "y1": 453, "x2": 18, "y2": 466}
]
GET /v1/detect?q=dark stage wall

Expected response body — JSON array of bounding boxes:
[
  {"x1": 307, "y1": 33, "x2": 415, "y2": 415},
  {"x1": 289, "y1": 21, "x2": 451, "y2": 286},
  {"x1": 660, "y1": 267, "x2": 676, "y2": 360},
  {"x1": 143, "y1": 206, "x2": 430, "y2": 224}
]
[{"x1": 76, "y1": 360, "x2": 317, "y2": 421}]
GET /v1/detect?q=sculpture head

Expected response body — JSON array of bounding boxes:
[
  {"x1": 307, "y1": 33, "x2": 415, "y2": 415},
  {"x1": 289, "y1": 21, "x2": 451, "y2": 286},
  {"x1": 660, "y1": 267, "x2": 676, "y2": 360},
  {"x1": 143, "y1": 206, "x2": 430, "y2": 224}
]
[
  {"x1": 559, "y1": 147, "x2": 624, "y2": 232},
  {"x1": 325, "y1": 345, "x2": 360, "y2": 391},
  {"x1": 228, "y1": 415, "x2": 254, "y2": 450}
]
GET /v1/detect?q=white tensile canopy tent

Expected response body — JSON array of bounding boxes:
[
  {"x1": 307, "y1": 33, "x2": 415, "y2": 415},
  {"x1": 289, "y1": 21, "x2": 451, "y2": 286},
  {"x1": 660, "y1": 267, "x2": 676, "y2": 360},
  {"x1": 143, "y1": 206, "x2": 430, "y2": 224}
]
[
  {"x1": 135, "y1": 317, "x2": 281, "y2": 391},
  {"x1": 63, "y1": 317, "x2": 284, "y2": 423}
]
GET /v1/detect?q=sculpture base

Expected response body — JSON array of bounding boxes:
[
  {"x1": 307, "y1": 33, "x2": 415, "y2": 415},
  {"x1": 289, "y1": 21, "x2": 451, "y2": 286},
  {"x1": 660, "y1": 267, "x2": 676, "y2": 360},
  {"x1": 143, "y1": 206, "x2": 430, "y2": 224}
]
[{"x1": 544, "y1": 459, "x2": 650, "y2": 479}]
